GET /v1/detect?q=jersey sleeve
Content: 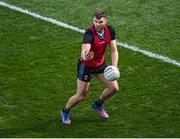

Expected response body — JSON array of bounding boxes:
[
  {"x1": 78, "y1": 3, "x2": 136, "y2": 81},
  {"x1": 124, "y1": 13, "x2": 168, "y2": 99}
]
[
  {"x1": 108, "y1": 25, "x2": 116, "y2": 40},
  {"x1": 82, "y1": 29, "x2": 94, "y2": 44}
]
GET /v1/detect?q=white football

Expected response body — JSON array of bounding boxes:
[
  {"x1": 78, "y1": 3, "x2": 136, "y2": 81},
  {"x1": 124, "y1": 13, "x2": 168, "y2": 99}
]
[{"x1": 104, "y1": 66, "x2": 120, "y2": 81}]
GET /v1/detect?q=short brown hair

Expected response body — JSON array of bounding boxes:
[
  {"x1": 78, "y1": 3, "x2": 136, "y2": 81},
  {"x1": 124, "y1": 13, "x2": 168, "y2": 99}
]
[{"x1": 94, "y1": 10, "x2": 106, "y2": 19}]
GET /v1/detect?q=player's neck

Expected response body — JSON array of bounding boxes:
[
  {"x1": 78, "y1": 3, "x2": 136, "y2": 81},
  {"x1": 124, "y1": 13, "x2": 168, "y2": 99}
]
[{"x1": 96, "y1": 29, "x2": 104, "y2": 34}]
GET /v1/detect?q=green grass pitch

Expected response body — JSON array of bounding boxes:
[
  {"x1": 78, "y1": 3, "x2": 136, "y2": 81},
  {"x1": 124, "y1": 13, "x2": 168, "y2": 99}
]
[{"x1": 0, "y1": 0, "x2": 180, "y2": 137}]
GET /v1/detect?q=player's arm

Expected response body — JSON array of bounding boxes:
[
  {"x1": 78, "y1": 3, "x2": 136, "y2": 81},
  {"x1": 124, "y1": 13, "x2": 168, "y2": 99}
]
[
  {"x1": 81, "y1": 29, "x2": 94, "y2": 60},
  {"x1": 109, "y1": 25, "x2": 118, "y2": 67},
  {"x1": 81, "y1": 44, "x2": 94, "y2": 60},
  {"x1": 110, "y1": 40, "x2": 118, "y2": 67}
]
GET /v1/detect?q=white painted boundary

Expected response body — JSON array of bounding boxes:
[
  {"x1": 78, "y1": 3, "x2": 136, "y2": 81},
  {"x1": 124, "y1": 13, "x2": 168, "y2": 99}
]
[{"x1": 0, "y1": 1, "x2": 180, "y2": 67}]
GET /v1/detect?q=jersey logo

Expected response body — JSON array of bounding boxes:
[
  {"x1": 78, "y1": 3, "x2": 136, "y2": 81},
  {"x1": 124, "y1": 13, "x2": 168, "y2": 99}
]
[{"x1": 99, "y1": 41, "x2": 106, "y2": 45}]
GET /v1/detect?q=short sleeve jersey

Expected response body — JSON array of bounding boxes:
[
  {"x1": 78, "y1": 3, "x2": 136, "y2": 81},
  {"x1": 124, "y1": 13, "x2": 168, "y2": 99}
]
[{"x1": 81, "y1": 24, "x2": 116, "y2": 67}]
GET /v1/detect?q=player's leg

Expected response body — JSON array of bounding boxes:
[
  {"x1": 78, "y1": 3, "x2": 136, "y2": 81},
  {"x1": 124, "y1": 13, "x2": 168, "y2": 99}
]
[
  {"x1": 91, "y1": 73, "x2": 119, "y2": 119},
  {"x1": 61, "y1": 79, "x2": 90, "y2": 125},
  {"x1": 61, "y1": 60, "x2": 91, "y2": 125},
  {"x1": 97, "y1": 73, "x2": 119, "y2": 102},
  {"x1": 66, "y1": 79, "x2": 90, "y2": 110}
]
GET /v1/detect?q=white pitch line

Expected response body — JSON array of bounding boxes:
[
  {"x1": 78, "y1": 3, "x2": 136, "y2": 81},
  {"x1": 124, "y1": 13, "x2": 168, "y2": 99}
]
[{"x1": 0, "y1": 1, "x2": 180, "y2": 67}]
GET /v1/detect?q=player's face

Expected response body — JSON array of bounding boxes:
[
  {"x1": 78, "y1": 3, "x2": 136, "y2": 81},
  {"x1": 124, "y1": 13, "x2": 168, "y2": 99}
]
[{"x1": 93, "y1": 17, "x2": 107, "y2": 32}]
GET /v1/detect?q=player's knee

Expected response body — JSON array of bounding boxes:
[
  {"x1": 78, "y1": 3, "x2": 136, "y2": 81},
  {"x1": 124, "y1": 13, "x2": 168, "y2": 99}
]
[
  {"x1": 114, "y1": 86, "x2": 119, "y2": 92},
  {"x1": 109, "y1": 84, "x2": 119, "y2": 93},
  {"x1": 76, "y1": 94, "x2": 86, "y2": 101}
]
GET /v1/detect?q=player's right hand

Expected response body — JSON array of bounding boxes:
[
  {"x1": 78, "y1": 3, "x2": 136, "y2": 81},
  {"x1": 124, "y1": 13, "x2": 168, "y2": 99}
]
[{"x1": 82, "y1": 51, "x2": 94, "y2": 60}]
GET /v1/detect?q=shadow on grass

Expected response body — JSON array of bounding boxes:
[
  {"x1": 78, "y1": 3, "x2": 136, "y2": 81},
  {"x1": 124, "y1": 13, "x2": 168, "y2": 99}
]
[{"x1": 0, "y1": 112, "x2": 110, "y2": 138}]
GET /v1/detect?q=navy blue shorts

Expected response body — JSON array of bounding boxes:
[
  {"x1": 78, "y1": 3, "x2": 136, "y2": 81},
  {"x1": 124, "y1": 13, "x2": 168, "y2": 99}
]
[{"x1": 77, "y1": 60, "x2": 108, "y2": 82}]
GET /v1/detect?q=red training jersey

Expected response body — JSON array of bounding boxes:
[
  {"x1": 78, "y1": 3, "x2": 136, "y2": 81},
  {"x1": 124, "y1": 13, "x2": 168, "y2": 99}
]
[{"x1": 80, "y1": 24, "x2": 115, "y2": 67}]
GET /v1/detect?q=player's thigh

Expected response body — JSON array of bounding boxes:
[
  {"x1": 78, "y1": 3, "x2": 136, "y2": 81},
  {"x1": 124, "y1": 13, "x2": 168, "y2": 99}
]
[
  {"x1": 76, "y1": 79, "x2": 90, "y2": 96},
  {"x1": 96, "y1": 73, "x2": 119, "y2": 89}
]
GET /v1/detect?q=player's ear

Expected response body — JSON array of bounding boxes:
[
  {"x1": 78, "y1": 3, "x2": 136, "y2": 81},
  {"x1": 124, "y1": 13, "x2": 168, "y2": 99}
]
[{"x1": 103, "y1": 17, "x2": 107, "y2": 24}]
